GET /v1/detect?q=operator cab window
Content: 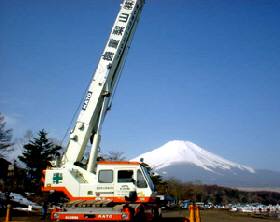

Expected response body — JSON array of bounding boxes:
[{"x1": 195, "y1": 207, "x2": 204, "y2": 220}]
[
  {"x1": 118, "y1": 170, "x2": 134, "y2": 183},
  {"x1": 137, "y1": 169, "x2": 147, "y2": 188},
  {"x1": 98, "y1": 170, "x2": 113, "y2": 183}
]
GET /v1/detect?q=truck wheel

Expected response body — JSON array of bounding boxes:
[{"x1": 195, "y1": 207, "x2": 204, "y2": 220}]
[
  {"x1": 152, "y1": 207, "x2": 162, "y2": 222},
  {"x1": 133, "y1": 205, "x2": 145, "y2": 222}
]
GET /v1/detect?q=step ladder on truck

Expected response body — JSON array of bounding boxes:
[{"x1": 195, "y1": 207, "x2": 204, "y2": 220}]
[{"x1": 42, "y1": 0, "x2": 162, "y2": 221}]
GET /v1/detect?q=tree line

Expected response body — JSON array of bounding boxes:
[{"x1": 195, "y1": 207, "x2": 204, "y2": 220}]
[
  {"x1": 0, "y1": 113, "x2": 62, "y2": 193},
  {"x1": 152, "y1": 176, "x2": 280, "y2": 205}
]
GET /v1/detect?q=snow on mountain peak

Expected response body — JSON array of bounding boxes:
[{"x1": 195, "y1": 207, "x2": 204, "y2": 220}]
[{"x1": 131, "y1": 140, "x2": 255, "y2": 174}]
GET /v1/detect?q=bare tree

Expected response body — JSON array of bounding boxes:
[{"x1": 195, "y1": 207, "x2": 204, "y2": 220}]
[
  {"x1": 101, "y1": 151, "x2": 126, "y2": 161},
  {"x1": 12, "y1": 130, "x2": 33, "y2": 162},
  {"x1": 0, "y1": 113, "x2": 13, "y2": 158}
]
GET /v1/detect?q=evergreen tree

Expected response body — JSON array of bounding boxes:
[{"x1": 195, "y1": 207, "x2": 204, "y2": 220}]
[
  {"x1": 0, "y1": 113, "x2": 13, "y2": 158},
  {"x1": 18, "y1": 129, "x2": 61, "y2": 192}
]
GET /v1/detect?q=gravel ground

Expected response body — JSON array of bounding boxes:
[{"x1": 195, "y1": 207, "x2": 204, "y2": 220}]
[
  {"x1": 162, "y1": 209, "x2": 279, "y2": 222},
  {"x1": 1, "y1": 208, "x2": 279, "y2": 221}
]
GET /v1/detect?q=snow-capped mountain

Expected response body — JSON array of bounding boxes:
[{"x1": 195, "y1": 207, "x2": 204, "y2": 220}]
[
  {"x1": 132, "y1": 140, "x2": 280, "y2": 187},
  {"x1": 132, "y1": 140, "x2": 254, "y2": 173}
]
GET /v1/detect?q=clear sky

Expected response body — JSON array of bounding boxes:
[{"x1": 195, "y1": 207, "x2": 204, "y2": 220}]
[{"x1": 1, "y1": 0, "x2": 279, "y2": 171}]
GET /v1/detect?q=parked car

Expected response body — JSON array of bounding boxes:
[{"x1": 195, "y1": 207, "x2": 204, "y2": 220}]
[{"x1": 181, "y1": 200, "x2": 191, "y2": 209}]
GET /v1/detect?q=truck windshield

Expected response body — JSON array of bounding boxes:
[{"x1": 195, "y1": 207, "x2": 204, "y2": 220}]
[{"x1": 141, "y1": 166, "x2": 155, "y2": 191}]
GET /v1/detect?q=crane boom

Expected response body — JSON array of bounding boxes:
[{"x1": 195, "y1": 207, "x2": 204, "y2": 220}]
[
  {"x1": 42, "y1": 2, "x2": 161, "y2": 221},
  {"x1": 62, "y1": 0, "x2": 145, "y2": 172}
]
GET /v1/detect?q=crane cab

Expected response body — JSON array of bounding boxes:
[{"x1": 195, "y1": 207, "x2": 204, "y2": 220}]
[{"x1": 95, "y1": 161, "x2": 156, "y2": 203}]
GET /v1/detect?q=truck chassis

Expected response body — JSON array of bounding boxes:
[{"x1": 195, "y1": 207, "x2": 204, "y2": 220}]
[{"x1": 51, "y1": 199, "x2": 159, "y2": 221}]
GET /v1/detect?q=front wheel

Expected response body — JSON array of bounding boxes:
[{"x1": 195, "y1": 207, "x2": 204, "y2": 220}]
[
  {"x1": 152, "y1": 207, "x2": 162, "y2": 222},
  {"x1": 132, "y1": 204, "x2": 145, "y2": 222}
]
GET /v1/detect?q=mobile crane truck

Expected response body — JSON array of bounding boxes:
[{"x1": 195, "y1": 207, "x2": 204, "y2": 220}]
[{"x1": 42, "y1": 0, "x2": 161, "y2": 221}]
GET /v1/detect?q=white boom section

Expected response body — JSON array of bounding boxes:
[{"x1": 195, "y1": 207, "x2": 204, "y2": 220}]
[{"x1": 62, "y1": 0, "x2": 145, "y2": 171}]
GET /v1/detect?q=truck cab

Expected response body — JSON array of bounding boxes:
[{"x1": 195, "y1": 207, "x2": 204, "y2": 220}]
[{"x1": 96, "y1": 161, "x2": 156, "y2": 203}]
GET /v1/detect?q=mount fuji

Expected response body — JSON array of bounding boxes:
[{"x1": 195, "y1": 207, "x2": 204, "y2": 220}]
[{"x1": 131, "y1": 140, "x2": 280, "y2": 188}]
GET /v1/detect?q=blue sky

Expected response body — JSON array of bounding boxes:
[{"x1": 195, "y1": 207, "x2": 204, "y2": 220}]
[{"x1": 1, "y1": 0, "x2": 279, "y2": 170}]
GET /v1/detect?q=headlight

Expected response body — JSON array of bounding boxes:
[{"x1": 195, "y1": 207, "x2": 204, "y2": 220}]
[{"x1": 121, "y1": 212, "x2": 128, "y2": 219}]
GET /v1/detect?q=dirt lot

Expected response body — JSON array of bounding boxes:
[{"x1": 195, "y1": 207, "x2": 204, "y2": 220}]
[
  {"x1": 0, "y1": 209, "x2": 279, "y2": 221},
  {"x1": 162, "y1": 209, "x2": 279, "y2": 222}
]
